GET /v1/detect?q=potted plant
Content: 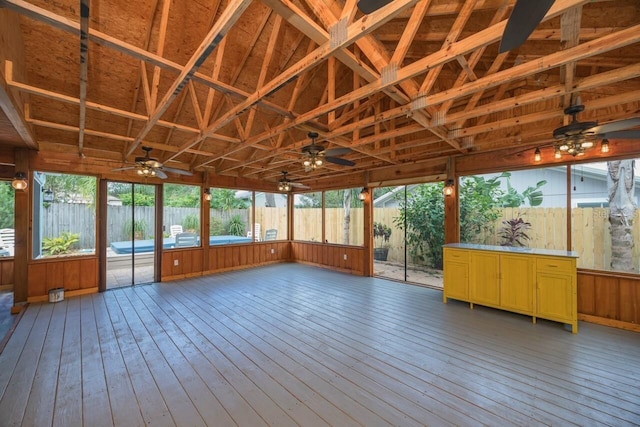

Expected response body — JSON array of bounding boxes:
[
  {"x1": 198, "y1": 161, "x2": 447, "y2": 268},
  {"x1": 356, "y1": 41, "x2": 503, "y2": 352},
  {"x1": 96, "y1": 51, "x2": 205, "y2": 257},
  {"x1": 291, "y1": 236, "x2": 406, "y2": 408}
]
[
  {"x1": 499, "y1": 217, "x2": 532, "y2": 247},
  {"x1": 373, "y1": 221, "x2": 392, "y2": 261}
]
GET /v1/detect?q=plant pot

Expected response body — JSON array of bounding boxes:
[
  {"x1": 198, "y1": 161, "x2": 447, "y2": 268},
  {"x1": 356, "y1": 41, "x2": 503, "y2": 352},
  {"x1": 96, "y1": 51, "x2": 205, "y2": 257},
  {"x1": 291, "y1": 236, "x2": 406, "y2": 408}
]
[{"x1": 373, "y1": 247, "x2": 389, "y2": 261}]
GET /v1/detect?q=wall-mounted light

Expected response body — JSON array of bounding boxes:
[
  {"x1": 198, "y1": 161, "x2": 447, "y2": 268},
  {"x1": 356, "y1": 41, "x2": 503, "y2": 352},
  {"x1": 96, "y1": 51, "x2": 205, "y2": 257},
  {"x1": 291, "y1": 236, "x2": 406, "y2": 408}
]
[
  {"x1": 11, "y1": 172, "x2": 28, "y2": 191},
  {"x1": 443, "y1": 179, "x2": 454, "y2": 197},
  {"x1": 601, "y1": 138, "x2": 610, "y2": 153},
  {"x1": 203, "y1": 188, "x2": 212, "y2": 201},
  {"x1": 534, "y1": 147, "x2": 541, "y2": 162},
  {"x1": 43, "y1": 188, "x2": 54, "y2": 203},
  {"x1": 358, "y1": 187, "x2": 368, "y2": 201}
]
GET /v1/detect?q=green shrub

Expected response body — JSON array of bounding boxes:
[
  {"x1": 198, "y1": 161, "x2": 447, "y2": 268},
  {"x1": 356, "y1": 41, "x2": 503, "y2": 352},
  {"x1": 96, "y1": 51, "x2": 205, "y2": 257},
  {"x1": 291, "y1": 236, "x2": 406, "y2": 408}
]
[
  {"x1": 123, "y1": 218, "x2": 147, "y2": 239},
  {"x1": 43, "y1": 232, "x2": 80, "y2": 256},
  {"x1": 210, "y1": 217, "x2": 225, "y2": 236},
  {"x1": 226, "y1": 215, "x2": 245, "y2": 236},
  {"x1": 182, "y1": 214, "x2": 199, "y2": 232}
]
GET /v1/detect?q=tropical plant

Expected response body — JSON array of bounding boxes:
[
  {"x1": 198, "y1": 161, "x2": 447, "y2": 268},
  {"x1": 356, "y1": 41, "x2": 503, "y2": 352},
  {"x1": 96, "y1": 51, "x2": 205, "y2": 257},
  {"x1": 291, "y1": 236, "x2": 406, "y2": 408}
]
[
  {"x1": 42, "y1": 232, "x2": 80, "y2": 255},
  {"x1": 373, "y1": 221, "x2": 392, "y2": 247},
  {"x1": 499, "y1": 172, "x2": 547, "y2": 207},
  {"x1": 182, "y1": 214, "x2": 199, "y2": 232},
  {"x1": 226, "y1": 215, "x2": 246, "y2": 236},
  {"x1": 498, "y1": 217, "x2": 532, "y2": 247}
]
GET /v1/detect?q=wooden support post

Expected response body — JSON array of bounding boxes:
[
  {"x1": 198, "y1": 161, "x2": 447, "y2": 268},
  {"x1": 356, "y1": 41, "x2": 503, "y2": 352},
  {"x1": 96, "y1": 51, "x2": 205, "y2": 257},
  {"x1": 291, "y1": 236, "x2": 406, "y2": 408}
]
[
  {"x1": 444, "y1": 157, "x2": 459, "y2": 244},
  {"x1": 12, "y1": 149, "x2": 29, "y2": 310}
]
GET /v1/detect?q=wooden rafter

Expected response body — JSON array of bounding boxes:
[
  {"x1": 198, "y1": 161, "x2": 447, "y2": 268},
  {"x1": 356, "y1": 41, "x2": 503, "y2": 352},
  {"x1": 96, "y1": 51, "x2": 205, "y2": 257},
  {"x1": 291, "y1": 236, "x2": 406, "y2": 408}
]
[
  {"x1": 125, "y1": 0, "x2": 253, "y2": 158},
  {"x1": 77, "y1": 0, "x2": 90, "y2": 156},
  {"x1": 179, "y1": 0, "x2": 421, "y2": 167}
]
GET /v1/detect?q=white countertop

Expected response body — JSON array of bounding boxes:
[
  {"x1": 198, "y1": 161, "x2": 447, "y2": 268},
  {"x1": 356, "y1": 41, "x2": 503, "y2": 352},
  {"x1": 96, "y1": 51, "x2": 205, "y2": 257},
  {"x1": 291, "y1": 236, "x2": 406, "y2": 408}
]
[{"x1": 444, "y1": 243, "x2": 579, "y2": 258}]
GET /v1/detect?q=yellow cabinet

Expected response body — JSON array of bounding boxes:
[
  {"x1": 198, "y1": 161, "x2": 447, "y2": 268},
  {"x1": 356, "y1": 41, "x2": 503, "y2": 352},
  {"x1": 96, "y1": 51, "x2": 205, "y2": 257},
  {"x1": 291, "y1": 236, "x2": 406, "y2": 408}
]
[
  {"x1": 443, "y1": 244, "x2": 578, "y2": 333},
  {"x1": 500, "y1": 254, "x2": 535, "y2": 315},
  {"x1": 470, "y1": 252, "x2": 500, "y2": 307},
  {"x1": 443, "y1": 248, "x2": 469, "y2": 302},
  {"x1": 536, "y1": 256, "x2": 577, "y2": 333}
]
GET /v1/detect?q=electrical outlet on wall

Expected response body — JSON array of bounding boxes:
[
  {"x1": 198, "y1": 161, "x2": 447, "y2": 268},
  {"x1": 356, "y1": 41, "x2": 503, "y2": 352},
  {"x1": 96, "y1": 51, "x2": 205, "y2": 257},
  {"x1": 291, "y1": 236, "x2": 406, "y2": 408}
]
[
  {"x1": 271, "y1": 248, "x2": 275, "y2": 254},
  {"x1": 174, "y1": 259, "x2": 179, "y2": 266},
  {"x1": 343, "y1": 254, "x2": 347, "y2": 260}
]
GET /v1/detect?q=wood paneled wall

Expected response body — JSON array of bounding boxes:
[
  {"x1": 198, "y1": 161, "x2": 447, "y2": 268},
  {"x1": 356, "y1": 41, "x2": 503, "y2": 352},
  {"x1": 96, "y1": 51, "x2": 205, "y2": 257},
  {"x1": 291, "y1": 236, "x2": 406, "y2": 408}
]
[
  {"x1": 291, "y1": 242, "x2": 365, "y2": 275},
  {"x1": 577, "y1": 271, "x2": 640, "y2": 332},
  {"x1": 161, "y1": 242, "x2": 291, "y2": 281},
  {"x1": 0, "y1": 258, "x2": 14, "y2": 288},
  {"x1": 27, "y1": 257, "x2": 98, "y2": 302}
]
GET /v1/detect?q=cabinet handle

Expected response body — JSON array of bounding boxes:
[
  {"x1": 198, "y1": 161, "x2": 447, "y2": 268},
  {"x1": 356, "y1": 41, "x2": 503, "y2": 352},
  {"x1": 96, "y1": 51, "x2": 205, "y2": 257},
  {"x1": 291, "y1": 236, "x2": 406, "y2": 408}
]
[{"x1": 546, "y1": 264, "x2": 558, "y2": 268}]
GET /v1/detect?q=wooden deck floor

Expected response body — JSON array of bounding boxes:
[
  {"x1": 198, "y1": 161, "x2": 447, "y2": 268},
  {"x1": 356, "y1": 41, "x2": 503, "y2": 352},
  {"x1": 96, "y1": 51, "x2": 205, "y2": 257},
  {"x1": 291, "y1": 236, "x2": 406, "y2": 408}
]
[{"x1": 1, "y1": 263, "x2": 639, "y2": 426}]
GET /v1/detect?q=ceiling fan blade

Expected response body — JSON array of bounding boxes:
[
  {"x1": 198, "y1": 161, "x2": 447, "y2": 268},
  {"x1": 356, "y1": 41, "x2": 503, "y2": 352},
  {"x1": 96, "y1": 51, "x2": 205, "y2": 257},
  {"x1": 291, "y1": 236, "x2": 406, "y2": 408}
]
[
  {"x1": 154, "y1": 169, "x2": 168, "y2": 179},
  {"x1": 599, "y1": 130, "x2": 640, "y2": 140},
  {"x1": 325, "y1": 156, "x2": 355, "y2": 166},
  {"x1": 324, "y1": 147, "x2": 352, "y2": 156},
  {"x1": 590, "y1": 118, "x2": 640, "y2": 135},
  {"x1": 162, "y1": 167, "x2": 194, "y2": 176},
  {"x1": 290, "y1": 182, "x2": 311, "y2": 189},
  {"x1": 356, "y1": 0, "x2": 392, "y2": 14},
  {"x1": 111, "y1": 166, "x2": 136, "y2": 171},
  {"x1": 499, "y1": 0, "x2": 555, "y2": 53}
]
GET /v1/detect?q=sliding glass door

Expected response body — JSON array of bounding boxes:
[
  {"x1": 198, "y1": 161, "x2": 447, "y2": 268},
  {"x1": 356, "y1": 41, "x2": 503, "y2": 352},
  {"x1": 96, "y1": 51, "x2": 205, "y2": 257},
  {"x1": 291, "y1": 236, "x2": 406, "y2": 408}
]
[{"x1": 106, "y1": 182, "x2": 156, "y2": 288}]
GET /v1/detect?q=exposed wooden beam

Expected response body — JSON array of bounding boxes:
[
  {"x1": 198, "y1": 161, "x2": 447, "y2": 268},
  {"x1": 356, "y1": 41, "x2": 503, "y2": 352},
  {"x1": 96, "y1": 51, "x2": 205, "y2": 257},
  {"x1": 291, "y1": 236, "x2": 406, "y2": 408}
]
[
  {"x1": 0, "y1": 0, "x2": 307, "y2": 124},
  {"x1": 0, "y1": 62, "x2": 36, "y2": 149},
  {"x1": 390, "y1": 0, "x2": 432, "y2": 65},
  {"x1": 244, "y1": 14, "x2": 283, "y2": 137},
  {"x1": 199, "y1": 0, "x2": 620, "y2": 167},
  {"x1": 77, "y1": 0, "x2": 90, "y2": 156},
  {"x1": 3, "y1": 63, "x2": 241, "y2": 143},
  {"x1": 125, "y1": 0, "x2": 253, "y2": 158},
  {"x1": 560, "y1": 5, "x2": 582, "y2": 109},
  {"x1": 182, "y1": 0, "x2": 421, "y2": 166}
]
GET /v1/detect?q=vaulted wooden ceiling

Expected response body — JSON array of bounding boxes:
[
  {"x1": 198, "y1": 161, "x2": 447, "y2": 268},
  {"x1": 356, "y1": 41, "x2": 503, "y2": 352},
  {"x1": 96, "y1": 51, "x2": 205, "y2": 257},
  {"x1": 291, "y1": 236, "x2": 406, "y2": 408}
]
[{"x1": 0, "y1": 0, "x2": 639, "y2": 187}]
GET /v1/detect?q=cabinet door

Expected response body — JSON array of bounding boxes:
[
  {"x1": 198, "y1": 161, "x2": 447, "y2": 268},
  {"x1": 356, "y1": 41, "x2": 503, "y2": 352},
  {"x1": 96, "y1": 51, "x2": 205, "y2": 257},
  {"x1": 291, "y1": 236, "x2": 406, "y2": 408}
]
[
  {"x1": 500, "y1": 254, "x2": 534, "y2": 314},
  {"x1": 444, "y1": 249, "x2": 469, "y2": 301},
  {"x1": 470, "y1": 251, "x2": 500, "y2": 306},
  {"x1": 536, "y1": 270, "x2": 574, "y2": 322}
]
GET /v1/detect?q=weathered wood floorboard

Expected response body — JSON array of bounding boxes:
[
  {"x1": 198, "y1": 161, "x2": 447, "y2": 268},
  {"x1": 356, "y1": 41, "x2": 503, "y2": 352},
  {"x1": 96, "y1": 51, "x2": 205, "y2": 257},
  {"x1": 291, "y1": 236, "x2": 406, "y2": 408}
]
[{"x1": 0, "y1": 264, "x2": 639, "y2": 427}]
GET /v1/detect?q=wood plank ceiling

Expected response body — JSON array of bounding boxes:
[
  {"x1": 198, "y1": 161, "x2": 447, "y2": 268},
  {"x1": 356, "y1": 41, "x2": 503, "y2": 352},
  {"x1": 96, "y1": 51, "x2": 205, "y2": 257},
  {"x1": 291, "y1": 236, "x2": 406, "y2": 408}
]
[{"x1": 0, "y1": 0, "x2": 638, "y2": 187}]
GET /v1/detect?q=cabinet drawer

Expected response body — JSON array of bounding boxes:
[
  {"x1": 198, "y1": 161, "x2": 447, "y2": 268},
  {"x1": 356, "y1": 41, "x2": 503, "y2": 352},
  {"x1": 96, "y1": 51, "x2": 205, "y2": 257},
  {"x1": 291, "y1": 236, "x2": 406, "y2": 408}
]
[
  {"x1": 444, "y1": 249, "x2": 469, "y2": 261},
  {"x1": 536, "y1": 257, "x2": 574, "y2": 272}
]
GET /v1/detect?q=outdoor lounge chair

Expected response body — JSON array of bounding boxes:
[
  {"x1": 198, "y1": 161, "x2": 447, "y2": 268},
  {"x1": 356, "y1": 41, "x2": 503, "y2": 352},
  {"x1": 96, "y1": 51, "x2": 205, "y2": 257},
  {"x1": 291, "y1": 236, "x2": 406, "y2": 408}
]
[
  {"x1": 247, "y1": 223, "x2": 261, "y2": 242},
  {"x1": 0, "y1": 228, "x2": 15, "y2": 256},
  {"x1": 170, "y1": 224, "x2": 183, "y2": 237},
  {"x1": 264, "y1": 229, "x2": 277, "y2": 241},
  {"x1": 175, "y1": 232, "x2": 197, "y2": 248}
]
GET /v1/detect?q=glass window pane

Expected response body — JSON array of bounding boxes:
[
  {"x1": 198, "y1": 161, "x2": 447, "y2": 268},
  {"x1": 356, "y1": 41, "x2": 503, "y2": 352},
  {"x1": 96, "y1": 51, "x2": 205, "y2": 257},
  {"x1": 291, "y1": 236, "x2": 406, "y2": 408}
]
[
  {"x1": 325, "y1": 188, "x2": 364, "y2": 246},
  {"x1": 373, "y1": 186, "x2": 404, "y2": 275},
  {"x1": 163, "y1": 183, "x2": 200, "y2": 249},
  {"x1": 294, "y1": 192, "x2": 322, "y2": 242},
  {"x1": 571, "y1": 160, "x2": 639, "y2": 273},
  {"x1": 0, "y1": 181, "x2": 15, "y2": 258},
  {"x1": 209, "y1": 188, "x2": 252, "y2": 245},
  {"x1": 254, "y1": 191, "x2": 287, "y2": 241},
  {"x1": 460, "y1": 169, "x2": 566, "y2": 250},
  {"x1": 32, "y1": 172, "x2": 97, "y2": 258}
]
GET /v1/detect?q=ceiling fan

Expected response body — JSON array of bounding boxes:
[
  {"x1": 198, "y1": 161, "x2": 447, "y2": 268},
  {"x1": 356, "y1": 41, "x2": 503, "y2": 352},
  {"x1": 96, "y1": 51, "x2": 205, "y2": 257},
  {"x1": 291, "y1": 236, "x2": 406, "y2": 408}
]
[
  {"x1": 277, "y1": 171, "x2": 310, "y2": 192},
  {"x1": 552, "y1": 98, "x2": 640, "y2": 157},
  {"x1": 112, "y1": 146, "x2": 194, "y2": 179},
  {"x1": 301, "y1": 132, "x2": 355, "y2": 172}
]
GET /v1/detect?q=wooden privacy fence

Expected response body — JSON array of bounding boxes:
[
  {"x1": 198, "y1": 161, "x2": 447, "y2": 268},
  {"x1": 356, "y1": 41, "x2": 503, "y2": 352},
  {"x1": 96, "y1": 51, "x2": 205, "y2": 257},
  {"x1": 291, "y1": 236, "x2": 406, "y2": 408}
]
[
  {"x1": 42, "y1": 203, "x2": 640, "y2": 271},
  {"x1": 374, "y1": 206, "x2": 640, "y2": 271}
]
